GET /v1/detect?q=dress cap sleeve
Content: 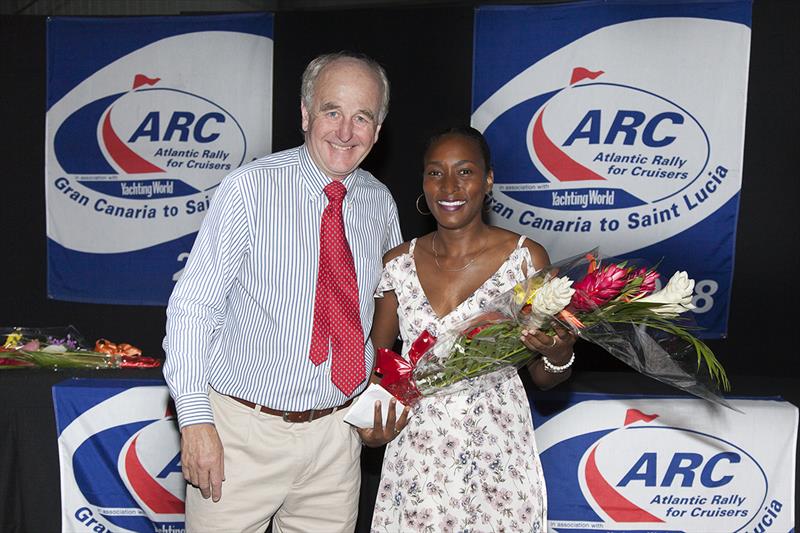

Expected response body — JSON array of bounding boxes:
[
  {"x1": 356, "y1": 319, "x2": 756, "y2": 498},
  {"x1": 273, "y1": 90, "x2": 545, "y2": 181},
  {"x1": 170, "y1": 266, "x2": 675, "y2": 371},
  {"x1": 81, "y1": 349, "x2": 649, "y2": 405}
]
[
  {"x1": 374, "y1": 239, "x2": 415, "y2": 298},
  {"x1": 374, "y1": 262, "x2": 398, "y2": 298}
]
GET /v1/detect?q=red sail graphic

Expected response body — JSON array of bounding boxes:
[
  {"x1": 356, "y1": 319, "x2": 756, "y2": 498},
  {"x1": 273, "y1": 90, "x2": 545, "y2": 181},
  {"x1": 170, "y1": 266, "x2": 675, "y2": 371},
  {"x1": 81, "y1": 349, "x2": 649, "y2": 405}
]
[
  {"x1": 585, "y1": 445, "x2": 663, "y2": 523},
  {"x1": 124, "y1": 435, "x2": 184, "y2": 514},
  {"x1": 532, "y1": 107, "x2": 605, "y2": 181},
  {"x1": 102, "y1": 109, "x2": 163, "y2": 174}
]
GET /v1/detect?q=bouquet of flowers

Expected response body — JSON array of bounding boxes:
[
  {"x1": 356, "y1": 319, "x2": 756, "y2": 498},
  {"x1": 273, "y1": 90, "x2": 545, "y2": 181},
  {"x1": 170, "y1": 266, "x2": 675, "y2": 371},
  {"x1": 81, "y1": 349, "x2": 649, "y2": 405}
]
[
  {"x1": 377, "y1": 250, "x2": 730, "y2": 408},
  {"x1": 0, "y1": 326, "x2": 161, "y2": 369}
]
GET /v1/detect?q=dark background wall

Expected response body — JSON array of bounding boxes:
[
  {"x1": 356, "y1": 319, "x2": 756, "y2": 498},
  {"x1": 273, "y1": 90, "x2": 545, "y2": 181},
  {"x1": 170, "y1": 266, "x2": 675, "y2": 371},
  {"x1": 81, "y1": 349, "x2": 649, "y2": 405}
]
[{"x1": 1, "y1": 0, "x2": 798, "y2": 384}]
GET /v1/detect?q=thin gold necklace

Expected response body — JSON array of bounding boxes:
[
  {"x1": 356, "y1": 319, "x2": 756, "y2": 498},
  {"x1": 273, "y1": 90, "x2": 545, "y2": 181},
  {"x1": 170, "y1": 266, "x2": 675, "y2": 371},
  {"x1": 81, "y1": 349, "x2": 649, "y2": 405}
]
[{"x1": 431, "y1": 231, "x2": 488, "y2": 272}]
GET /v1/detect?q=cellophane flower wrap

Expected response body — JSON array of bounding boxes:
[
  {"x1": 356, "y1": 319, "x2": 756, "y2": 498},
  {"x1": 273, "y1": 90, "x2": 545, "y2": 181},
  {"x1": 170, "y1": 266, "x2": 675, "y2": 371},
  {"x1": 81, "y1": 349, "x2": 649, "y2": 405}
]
[
  {"x1": 376, "y1": 249, "x2": 730, "y2": 408},
  {"x1": 376, "y1": 250, "x2": 591, "y2": 403},
  {"x1": 0, "y1": 326, "x2": 161, "y2": 369}
]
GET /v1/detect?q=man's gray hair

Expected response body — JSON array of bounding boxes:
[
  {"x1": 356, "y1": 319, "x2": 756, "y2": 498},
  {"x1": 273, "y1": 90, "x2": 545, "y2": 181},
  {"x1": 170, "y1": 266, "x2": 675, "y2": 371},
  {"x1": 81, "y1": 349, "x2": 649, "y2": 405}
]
[{"x1": 301, "y1": 52, "x2": 390, "y2": 125}]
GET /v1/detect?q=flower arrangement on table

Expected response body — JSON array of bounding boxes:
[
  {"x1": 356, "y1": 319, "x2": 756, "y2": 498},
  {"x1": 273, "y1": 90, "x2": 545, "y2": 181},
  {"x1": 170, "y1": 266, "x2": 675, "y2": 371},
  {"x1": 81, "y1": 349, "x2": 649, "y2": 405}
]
[
  {"x1": 375, "y1": 250, "x2": 730, "y2": 410},
  {"x1": 0, "y1": 326, "x2": 161, "y2": 369}
]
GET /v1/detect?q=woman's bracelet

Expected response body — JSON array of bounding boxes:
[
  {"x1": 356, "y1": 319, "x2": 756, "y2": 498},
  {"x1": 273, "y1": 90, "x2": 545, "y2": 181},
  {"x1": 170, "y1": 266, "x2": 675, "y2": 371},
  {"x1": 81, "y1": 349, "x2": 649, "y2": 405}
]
[{"x1": 542, "y1": 352, "x2": 575, "y2": 374}]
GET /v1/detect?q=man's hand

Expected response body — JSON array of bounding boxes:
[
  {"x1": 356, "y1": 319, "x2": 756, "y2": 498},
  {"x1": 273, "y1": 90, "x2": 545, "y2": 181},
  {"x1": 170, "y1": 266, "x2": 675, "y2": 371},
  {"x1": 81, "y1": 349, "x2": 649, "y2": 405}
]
[
  {"x1": 356, "y1": 398, "x2": 410, "y2": 447},
  {"x1": 180, "y1": 423, "x2": 225, "y2": 502}
]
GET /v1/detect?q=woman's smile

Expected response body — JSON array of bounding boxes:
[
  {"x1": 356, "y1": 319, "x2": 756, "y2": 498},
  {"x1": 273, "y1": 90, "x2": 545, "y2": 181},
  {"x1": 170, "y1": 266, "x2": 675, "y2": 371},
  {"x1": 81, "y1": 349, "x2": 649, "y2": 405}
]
[{"x1": 437, "y1": 199, "x2": 467, "y2": 211}]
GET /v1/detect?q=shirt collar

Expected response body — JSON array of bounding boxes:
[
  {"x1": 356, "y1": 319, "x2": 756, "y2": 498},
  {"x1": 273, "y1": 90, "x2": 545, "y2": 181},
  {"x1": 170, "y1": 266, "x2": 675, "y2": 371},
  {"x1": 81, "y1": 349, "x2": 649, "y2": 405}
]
[{"x1": 298, "y1": 144, "x2": 361, "y2": 198}]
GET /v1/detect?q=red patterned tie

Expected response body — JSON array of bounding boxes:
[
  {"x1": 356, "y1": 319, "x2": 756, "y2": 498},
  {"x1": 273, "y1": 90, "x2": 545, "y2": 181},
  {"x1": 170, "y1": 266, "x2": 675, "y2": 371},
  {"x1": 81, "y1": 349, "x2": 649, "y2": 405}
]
[{"x1": 309, "y1": 181, "x2": 365, "y2": 395}]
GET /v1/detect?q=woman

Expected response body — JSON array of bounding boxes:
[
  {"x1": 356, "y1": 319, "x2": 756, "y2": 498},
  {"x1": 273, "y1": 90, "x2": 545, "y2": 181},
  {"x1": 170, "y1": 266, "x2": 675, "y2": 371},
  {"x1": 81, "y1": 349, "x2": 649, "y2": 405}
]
[{"x1": 359, "y1": 127, "x2": 576, "y2": 532}]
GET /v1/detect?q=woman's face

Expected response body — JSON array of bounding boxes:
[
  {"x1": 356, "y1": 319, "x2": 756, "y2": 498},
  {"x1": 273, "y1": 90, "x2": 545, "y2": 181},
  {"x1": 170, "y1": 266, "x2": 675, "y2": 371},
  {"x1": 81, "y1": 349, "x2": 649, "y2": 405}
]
[{"x1": 422, "y1": 134, "x2": 493, "y2": 230}]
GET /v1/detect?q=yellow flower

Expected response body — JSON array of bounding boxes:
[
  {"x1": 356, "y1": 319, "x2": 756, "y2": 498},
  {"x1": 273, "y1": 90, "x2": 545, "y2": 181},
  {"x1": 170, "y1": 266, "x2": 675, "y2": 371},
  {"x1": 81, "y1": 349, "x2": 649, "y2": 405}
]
[
  {"x1": 512, "y1": 284, "x2": 526, "y2": 305},
  {"x1": 513, "y1": 278, "x2": 545, "y2": 306},
  {"x1": 4, "y1": 332, "x2": 22, "y2": 349}
]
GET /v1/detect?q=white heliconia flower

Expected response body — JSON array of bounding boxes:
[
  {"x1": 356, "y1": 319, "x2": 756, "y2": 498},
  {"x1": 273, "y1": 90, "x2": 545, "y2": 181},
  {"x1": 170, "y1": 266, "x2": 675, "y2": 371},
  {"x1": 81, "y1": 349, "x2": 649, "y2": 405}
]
[
  {"x1": 638, "y1": 271, "x2": 696, "y2": 315},
  {"x1": 526, "y1": 276, "x2": 575, "y2": 330}
]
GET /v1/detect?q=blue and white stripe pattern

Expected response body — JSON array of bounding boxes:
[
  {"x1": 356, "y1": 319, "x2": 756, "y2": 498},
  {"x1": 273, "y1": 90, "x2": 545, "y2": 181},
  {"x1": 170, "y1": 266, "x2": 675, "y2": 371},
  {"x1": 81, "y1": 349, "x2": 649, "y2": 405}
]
[{"x1": 163, "y1": 145, "x2": 402, "y2": 428}]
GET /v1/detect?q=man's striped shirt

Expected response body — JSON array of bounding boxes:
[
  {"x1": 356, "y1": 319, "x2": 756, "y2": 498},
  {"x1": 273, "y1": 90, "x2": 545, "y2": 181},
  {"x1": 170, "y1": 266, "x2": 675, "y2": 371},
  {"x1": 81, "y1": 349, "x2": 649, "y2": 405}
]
[{"x1": 163, "y1": 145, "x2": 402, "y2": 428}]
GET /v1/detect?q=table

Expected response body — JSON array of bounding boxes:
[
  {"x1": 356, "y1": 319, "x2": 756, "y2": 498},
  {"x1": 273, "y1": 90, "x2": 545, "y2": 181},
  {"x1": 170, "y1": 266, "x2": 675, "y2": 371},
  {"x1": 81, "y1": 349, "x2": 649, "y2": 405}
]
[{"x1": 1, "y1": 367, "x2": 164, "y2": 533}]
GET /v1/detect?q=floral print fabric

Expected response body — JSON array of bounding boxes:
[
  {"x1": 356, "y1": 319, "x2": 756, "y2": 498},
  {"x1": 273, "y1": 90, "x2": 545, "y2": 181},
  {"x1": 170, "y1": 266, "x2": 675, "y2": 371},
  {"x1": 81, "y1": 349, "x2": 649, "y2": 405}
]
[{"x1": 370, "y1": 237, "x2": 547, "y2": 533}]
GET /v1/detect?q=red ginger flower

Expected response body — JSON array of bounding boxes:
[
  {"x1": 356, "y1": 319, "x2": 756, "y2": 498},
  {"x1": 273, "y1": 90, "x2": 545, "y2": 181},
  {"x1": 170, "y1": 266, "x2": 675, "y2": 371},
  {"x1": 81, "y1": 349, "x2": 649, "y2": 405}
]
[
  {"x1": 570, "y1": 263, "x2": 630, "y2": 311},
  {"x1": 633, "y1": 267, "x2": 660, "y2": 297}
]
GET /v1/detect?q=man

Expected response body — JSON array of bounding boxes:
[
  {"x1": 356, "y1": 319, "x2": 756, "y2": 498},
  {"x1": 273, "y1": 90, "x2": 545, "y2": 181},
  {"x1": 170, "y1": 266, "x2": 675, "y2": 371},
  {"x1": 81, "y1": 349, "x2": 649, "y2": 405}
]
[{"x1": 163, "y1": 52, "x2": 402, "y2": 532}]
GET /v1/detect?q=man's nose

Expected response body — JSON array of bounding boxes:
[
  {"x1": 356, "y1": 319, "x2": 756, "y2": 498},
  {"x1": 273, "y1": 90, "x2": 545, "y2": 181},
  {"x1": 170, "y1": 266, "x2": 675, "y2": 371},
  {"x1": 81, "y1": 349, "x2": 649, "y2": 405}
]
[{"x1": 337, "y1": 118, "x2": 354, "y2": 141}]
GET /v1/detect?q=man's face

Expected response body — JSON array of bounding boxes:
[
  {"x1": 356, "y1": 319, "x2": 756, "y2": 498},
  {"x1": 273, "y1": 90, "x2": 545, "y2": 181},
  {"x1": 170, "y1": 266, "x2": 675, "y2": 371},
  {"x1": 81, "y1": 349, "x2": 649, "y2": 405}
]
[{"x1": 301, "y1": 59, "x2": 383, "y2": 181}]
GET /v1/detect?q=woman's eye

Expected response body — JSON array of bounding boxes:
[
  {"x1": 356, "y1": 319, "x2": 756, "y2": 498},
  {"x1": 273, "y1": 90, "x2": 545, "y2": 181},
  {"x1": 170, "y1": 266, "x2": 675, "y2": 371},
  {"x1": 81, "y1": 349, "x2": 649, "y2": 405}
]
[
  {"x1": 426, "y1": 170, "x2": 442, "y2": 177},
  {"x1": 458, "y1": 168, "x2": 473, "y2": 176}
]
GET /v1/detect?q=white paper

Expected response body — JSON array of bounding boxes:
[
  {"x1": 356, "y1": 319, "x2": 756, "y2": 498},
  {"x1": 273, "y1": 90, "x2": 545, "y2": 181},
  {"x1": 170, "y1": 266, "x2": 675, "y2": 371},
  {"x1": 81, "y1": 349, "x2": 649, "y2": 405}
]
[{"x1": 343, "y1": 383, "x2": 407, "y2": 428}]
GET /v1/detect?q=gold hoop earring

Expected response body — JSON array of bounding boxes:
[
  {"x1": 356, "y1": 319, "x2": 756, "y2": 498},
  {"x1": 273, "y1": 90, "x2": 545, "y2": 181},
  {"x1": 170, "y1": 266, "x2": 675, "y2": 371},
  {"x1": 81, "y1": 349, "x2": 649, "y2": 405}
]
[{"x1": 416, "y1": 193, "x2": 431, "y2": 215}]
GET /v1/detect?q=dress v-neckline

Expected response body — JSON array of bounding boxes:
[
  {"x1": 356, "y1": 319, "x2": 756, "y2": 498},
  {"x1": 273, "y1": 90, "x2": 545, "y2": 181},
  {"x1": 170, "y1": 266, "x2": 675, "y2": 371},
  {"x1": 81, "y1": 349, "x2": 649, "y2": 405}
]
[{"x1": 409, "y1": 239, "x2": 520, "y2": 322}]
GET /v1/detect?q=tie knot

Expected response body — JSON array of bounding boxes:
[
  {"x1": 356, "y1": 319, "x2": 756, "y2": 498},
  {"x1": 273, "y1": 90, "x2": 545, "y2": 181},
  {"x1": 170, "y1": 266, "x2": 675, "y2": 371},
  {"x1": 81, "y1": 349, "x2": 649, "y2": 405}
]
[{"x1": 324, "y1": 181, "x2": 347, "y2": 202}]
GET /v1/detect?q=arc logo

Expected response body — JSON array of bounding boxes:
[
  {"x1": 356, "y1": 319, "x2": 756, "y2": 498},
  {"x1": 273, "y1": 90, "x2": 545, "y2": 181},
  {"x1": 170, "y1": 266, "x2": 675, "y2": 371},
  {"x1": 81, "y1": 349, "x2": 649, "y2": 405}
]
[
  {"x1": 56, "y1": 385, "x2": 185, "y2": 533},
  {"x1": 472, "y1": 16, "x2": 748, "y2": 261},
  {"x1": 534, "y1": 397, "x2": 794, "y2": 532},
  {"x1": 45, "y1": 29, "x2": 272, "y2": 255},
  {"x1": 528, "y1": 67, "x2": 710, "y2": 207},
  {"x1": 53, "y1": 74, "x2": 245, "y2": 201},
  {"x1": 579, "y1": 411, "x2": 764, "y2": 530},
  {"x1": 119, "y1": 417, "x2": 185, "y2": 524}
]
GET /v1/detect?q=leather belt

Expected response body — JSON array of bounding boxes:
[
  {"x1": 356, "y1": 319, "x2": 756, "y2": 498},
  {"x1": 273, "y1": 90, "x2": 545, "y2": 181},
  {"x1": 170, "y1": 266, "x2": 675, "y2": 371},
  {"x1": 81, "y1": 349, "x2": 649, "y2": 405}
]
[{"x1": 228, "y1": 395, "x2": 353, "y2": 423}]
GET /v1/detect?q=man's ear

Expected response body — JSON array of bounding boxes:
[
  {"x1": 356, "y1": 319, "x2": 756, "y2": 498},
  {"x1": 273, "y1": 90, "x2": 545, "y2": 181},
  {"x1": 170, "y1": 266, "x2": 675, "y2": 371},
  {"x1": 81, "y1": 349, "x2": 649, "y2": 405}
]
[
  {"x1": 373, "y1": 123, "x2": 382, "y2": 144},
  {"x1": 301, "y1": 101, "x2": 310, "y2": 132}
]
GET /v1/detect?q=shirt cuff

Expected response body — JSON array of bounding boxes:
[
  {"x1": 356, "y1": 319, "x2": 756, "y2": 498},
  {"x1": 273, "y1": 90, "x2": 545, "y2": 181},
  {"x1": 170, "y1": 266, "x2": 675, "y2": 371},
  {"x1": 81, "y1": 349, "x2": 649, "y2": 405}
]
[{"x1": 174, "y1": 392, "x2": 215, "y2": 429}]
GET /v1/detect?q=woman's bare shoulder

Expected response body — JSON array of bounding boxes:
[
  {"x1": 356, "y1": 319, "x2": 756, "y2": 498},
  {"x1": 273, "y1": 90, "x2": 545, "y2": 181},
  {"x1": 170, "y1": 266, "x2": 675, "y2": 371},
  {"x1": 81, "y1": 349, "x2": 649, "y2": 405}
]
[
  {"x1": 487, "y1": 226, "x2": 523, "y2": 249},
  {"x1": 489, "y1": 227, "x2": 551, "y2": 268}
]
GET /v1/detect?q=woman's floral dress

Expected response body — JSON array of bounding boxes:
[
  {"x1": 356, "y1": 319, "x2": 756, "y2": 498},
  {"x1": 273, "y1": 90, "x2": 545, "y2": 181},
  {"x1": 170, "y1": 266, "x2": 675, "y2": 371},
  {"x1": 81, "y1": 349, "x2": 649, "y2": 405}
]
[{"x1": 370, "y1": 236, "x2": 547, "y2": 533}]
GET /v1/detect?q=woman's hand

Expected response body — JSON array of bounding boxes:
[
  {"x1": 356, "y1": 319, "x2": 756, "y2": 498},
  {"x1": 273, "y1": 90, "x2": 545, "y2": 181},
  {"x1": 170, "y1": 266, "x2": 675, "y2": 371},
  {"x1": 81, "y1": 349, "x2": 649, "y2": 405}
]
[
  {"x1": 520, "y1": 323, "x2": 576, "y2": 364},
  {"x1": 521, "y1": 324, "x2": 577, "y2": 389},
  {"x1": 356, "y1": 398, "x2": 410, "y2": 447}
]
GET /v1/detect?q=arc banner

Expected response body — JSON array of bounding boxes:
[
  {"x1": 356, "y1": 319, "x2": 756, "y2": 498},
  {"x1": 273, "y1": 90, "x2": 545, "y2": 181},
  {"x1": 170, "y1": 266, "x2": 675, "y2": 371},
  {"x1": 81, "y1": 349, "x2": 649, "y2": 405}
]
[
  {"x1": 473, "y1": 1, "x2": 752, "y2": 337},
  {"x1": 53, "y1": 379, "x2": 184, "y2": 532},
  {"x1": 532, "y1": 392, "x2": 797, "y2": 532},
  {"x1": 46, "y1": 14, "x2": 273, "y2": 305}
]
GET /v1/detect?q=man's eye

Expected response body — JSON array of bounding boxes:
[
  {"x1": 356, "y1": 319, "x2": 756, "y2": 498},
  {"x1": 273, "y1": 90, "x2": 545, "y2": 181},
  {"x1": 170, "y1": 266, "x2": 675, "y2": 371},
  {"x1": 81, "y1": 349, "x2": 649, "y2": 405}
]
[
  {"x1": 354, "y1": 115, "x2": 368, "y2": 124},
  {"x1": 326, "y1": 111, "x2": 339, "y2": 118}
]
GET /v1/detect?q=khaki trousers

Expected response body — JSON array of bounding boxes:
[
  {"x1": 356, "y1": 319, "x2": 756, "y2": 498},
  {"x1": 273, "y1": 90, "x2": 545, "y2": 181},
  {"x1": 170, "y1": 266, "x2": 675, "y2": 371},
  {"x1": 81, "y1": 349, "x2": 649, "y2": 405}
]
[{"x1": 185, "y1": 388, "x2": 361, "y2": 533}]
